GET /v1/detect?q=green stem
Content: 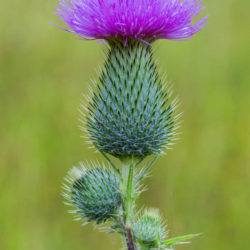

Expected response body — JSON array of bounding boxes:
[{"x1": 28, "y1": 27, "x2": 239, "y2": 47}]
[
  {"x1": 126, "y1": 162, "x2": 135, "y2": 225},
  {"x1": 121, "y1": 157, "x2": 139, "y2": 250}
]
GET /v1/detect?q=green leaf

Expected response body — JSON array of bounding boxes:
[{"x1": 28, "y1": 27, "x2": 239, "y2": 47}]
[
  {"x1": 135, "y1": 154, "x2": 159, "y2": 183},
  {"x1": 163, "y1": 234, "x2": 200, "y2": 247}
]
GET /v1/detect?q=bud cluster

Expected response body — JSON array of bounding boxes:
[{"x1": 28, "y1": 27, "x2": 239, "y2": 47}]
[{"x1": 61, "y1": 40, "x2": 198, "y2": 249}]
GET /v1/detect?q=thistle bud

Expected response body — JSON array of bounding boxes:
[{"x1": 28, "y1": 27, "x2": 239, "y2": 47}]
[
  {"x1": 87, "y1": 40, "x2": 177, "y2": 158},
  {"x1": 63, "y1": 163, "x2": 122, "y2": 224},
  {"x1": 133, "y1": 209, "x2": 167, "y2": 249}
]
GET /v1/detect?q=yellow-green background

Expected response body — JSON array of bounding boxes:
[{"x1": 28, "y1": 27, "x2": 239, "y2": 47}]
[{"x1": 1, "y1": 0, "x2": 249, "y2": 249}]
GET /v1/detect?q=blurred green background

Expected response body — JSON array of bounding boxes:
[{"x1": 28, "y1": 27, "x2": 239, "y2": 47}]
[{"x1": 1, "y1": 0, "x2": 249, "y2": 249}]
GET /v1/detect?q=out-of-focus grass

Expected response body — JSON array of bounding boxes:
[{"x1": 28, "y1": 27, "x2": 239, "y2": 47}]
[{"x1": 0, "y1": 0, "x2": 249, "y2": 249}]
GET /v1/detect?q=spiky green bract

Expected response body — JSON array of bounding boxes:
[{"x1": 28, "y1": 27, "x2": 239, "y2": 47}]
[
  {"x1": 87, "y1": 39, "x2": 177, "y2": 158},
  {"x1": 63, "y1": 163, "x2": 122, "y2": 224},
  {"x1": 133, "y1": 209, "x2": 167, "y2": 249}
]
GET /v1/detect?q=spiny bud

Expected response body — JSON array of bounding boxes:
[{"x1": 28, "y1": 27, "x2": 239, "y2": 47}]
[
  {"x1": 133, "y1": 209, "x2": 167, "y2": 249},
  {"x1": 87, "y1": 39, "x2": 177, "y2": 158},
  {"x1": 63, "y1": 163, "x2": 122, "y2": 224}
]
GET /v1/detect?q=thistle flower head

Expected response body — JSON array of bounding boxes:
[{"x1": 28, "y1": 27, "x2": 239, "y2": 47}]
[
  {"x1": 63, "y1": 163, "x2": 122, "y2": 224},
  {"x1": 86, "y1": 40, "x2": 178, "y2": 158},
  {"x1": 55, "y1": 0, "x2": 207, "y2": 42}
]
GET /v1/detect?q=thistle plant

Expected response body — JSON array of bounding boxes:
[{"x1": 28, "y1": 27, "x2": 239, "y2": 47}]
[{"x1": 52, "y1": 0, "x2": 207, "y2": 249}]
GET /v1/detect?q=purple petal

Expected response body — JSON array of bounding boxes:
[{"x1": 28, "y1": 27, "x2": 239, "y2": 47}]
[{"x1": 53, "y1": 0, "x2": 207, "y2": 42}]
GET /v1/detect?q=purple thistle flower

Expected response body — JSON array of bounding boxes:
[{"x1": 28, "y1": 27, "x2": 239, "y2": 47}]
[{"x1": 54, "y1": 0, "x2": 207, "y2": 43}]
